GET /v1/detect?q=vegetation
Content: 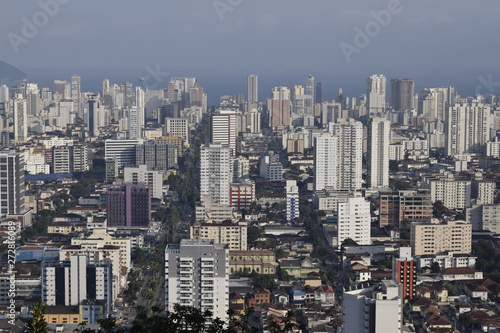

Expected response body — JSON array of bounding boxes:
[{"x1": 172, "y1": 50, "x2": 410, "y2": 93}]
[
  {"x1": 20, "y1": 209, "x2": 59, "y2": 244},
  {"x1": 25, "y1": 301, "x2": 49, "y2": 333},
  {"x1": 250, "y1": 272, "x2": 278, "y2": 290},
  {"x1": 73, "y1": 304, "x2": 302, "y2": 333},
  {"x1": 430, "y1": 262, "x2": 441, "y2": 273},
  {"x1": 458, "y1": 313, "x2": 474, "y2": 328},
  {"x1": 247, "y1": 225, "x2": 262, "y2": 245},
  {"x1": 472, "y1": 240, "x2": 500, "y2": 274},
  {"x1": 299, "y1": 197, "x2": 336, "y2": 261}
]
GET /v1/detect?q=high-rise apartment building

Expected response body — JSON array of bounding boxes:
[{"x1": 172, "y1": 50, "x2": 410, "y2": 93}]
[
  {"x1": 71, "y1": 74, "x2": 81, "y2": 117},
  {"x1": 128, "y1": 106, "x2": 141, "y2": 140},
  {"x1": 247, "y1": 74, "x2": 258, "y2": 104},
  {"x1": 106, "y1": 184, "x2": 151, "y2": 228},
  {"x1": 418, "y1": 86, "x2": 455, "y2": 121},
  {"x1": 72, "y1": 145, "x2": 89, "y2": 172},
  {"x1": 268, "y1": 87, "x2": 291, "y2": 128},
  {"x1": 426, "y1": 172, "x2": 471, "y2": 210},
  {"x1": 155, "y1": 135, "x2": 184, "y2": 157},
  {"x1": 343, "y1": 280, "x2": 403, "y2": 333},
  {"x1": 315, "y1": 82, "x2": 323, "y2": 104},
  {"x1": 42, "y1": 255, "x2": 113, "y2": 313},
  {"x1": 379, "y1": 190, "x2": 432, "y2": 227},
  {"x1": 367, "y1": 74, "x2": 386, "y2": 114},
  {"x1": 165, "y1": 117, "x2": 190, "y2": 146},
  {"x1": 123, "y1": 165, "x2": 164, "y2": 199},
  {"x1": 392, "y1": 247, "x2": 416, "y2": 299},
  {"x1": 0, "y1": 150, "x2": 26, "y2": 219},
  {"x1": 337, "y1": 196, "x2": 371, "y2": 245},
  {"x1": 13, "y1": 94, "x2": 27, "y2": 143},
  {"x1": 305, "y1": 75, "x2": 314, "y2": 114},
  {"x1": 246, "y1": 108, "x2": 261, "y2": 134},
  {"x1": 329, "y1": 119, "x2": 363, "y2": 191},
  {"x1": 0, "y1": 85, "x2": 8, "y2": 103},
  {"x1": 314, "y1": 134, "x2": 338, "y2": 192},
  {"x1": 259, "y1": 152, "x2": 283, "y2": 182},
  {"x1": 54, "y1": 80, "x2": 70, "y2": 99},
  {"x1": 445, "y1": 103, "x2": 491, "y2": 156},
  {"x1": 200, "y1": 144, "x2": 232, "y2": 205},
  {"x1": 210, "y1": 111, "x2": 237, "y2": 155},
  {"x1": 229, "y1": 181, "x2": 255, "y2": 211},
  {"x1": 165, "y1": 239, "x2": 229, "y2": 321},
  {"x1": 411, "y1": 219, "x2": 472, "y2": 256},
  {"x1": 135, "y1": 143, "x2": 177, "y2": 170},
  {"x1": 105, "y1": 157, "x2": 118, "y2": 183},
  {"x1": 368, "y1": 117, "x2": 391, "y2": 188},
  {"x1": 390, "y1": 78, "x2": 414, "y2": 111},
  {"x1": 102, "y1": 79, "x2": 110, "y2": 96},
  {"x1": 105, "y1": 139, "x2": 143, "y2": 167},
  {"x1": 52, "y1": 146, "x2": 72, "y2": 174},
  {"x1": 286, "y1": 180, "x2": 299, "y2": 222}
]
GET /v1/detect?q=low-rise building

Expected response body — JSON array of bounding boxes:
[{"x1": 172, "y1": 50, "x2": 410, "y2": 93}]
[
  {"x1": 190, "y1": 220, "x2": 248, "y2": 250},
  {"x1": 229, "y1": 250, "x2": 277, "y2": 275},
  {"x1": 440, "y1": 268, "x2": 483, "y2": 280}
]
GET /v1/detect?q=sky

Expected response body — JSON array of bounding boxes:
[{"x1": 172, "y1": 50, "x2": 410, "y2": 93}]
[{"x1": 1, "y1": 0, "x2": 500, "y2": 103}]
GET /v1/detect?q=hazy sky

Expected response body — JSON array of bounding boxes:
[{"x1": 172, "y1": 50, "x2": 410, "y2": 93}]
[{"x1": 1, "y1": 0, "x2": 500, "y2": 101}]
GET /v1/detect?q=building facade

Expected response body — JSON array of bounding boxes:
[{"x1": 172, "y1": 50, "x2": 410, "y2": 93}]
[
  {"x1": 165, "y1": 239, "x2": 229, "y2": 321},
  {"x1": 200, "y1": 144, "x2": 232, "y2": 205},
  {"x1": 411, "y1": 219, "x2": 472, "y2": 256},
  {"x1": 368, "y1": 117, "x2": 390, "y2": 189},
  {"x1": 106, "y1": 184, "x2": 151, "y2": 228}
]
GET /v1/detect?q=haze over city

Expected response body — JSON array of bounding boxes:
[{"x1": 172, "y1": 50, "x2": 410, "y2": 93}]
[{"x1": 1, "y1": 0, "x2": 500, "y2": 103}]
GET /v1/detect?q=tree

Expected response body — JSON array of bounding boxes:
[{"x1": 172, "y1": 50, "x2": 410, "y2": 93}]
[
  {"x1": 458, "y1": 313, "x2": 474, "y2": 328},
  {"x1": 389, "y1": 160, "x2": 399, "y2": 172},
  {"x1": 129, "y1": 304, "x2": 224, "y2": 333},
  {"x1": 341, "y1": 238, "x2": 358, "y2": 247},
  {"x1": 431, "y1": 261, "x2": 441, "y2": 273},
  {"x1": 247, "y1": 226, "x2": 262, "y2": 245},
  {"x1": 250, "y1": 272, "x2": 277, "y2": 290},
  {"x1": 25, "y1": 301, "x2": 49, "y2": 333},
  {"x1": 70, "y1": 184, "x2": 90, "y2": 200}
]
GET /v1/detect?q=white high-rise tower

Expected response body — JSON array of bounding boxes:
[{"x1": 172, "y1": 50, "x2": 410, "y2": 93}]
[
  {"x1": 338, "y1": 196, "x2": 371, "y2": 245},
  {"x1": 445, "y1": 103, "x2": 491, "y2": 156},
  {"x1": 165, "y1": 239, "x2": 229, "y2": 321},
  {"x1": 200, "y1": 144, "x2": 232, "y2": 204},
  {"x1": 210, "y1": 111, "x2": 237, "y2": 155},
  {"x1": 330, "y1": 119, "x2": 363, "y2": 190},
  {"x1": 314, "y1": 134, "x2": 338, "y2": 192},
  {"x1": 368, "y1": 117, "x2": 391, "y2": 188},
  {"x1": 13, "y1": 94, "x2": 27, "y2": 143},
  {"x1": 367, "y1": 74, "x2": 386, "y2": 115},
  {"x1": 71, "y1": 74, "x2": 81, "y2": 117}
]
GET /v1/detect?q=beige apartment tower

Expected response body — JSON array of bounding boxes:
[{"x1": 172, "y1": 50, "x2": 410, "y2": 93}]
[{"x1": 411, "y1": 219, "x2": 472, "y2": 256}]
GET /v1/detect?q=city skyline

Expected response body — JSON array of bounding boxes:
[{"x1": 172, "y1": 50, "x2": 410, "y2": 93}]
[{"x1": 3, "y1": 2, "x2": 500, "y2": 331}]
